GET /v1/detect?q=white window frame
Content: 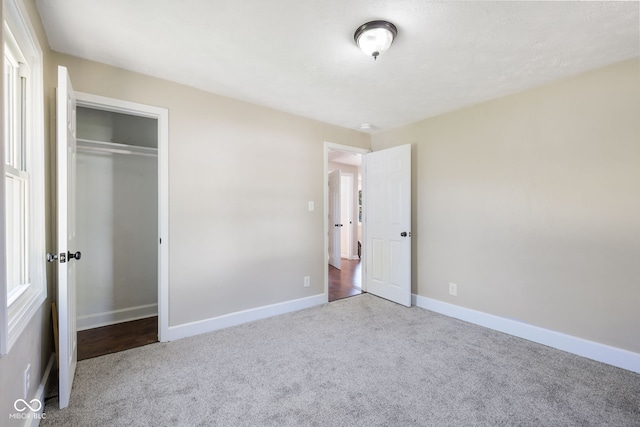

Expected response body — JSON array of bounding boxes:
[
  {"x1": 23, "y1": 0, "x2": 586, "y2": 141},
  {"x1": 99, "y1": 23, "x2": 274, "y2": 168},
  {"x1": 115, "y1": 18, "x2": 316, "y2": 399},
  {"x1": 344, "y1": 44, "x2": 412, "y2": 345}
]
[{"x1": 1, "y1": 0, "x2": 46, "y2": 355}]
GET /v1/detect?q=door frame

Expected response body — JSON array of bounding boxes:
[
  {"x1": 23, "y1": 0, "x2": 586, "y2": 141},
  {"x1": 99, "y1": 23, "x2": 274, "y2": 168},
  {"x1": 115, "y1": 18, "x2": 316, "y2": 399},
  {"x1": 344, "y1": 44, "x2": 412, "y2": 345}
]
[
  {"x1": 75, "y1": 91, "x2": 169, "y2": 341},
  {"x1": 324, "y1": 142, "x2": 369, "y2": 300}
]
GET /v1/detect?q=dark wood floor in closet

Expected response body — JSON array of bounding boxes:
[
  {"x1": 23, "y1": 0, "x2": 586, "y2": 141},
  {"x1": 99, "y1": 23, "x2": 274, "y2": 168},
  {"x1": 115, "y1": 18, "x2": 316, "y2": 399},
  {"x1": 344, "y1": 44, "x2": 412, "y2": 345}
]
[
  {"x1": 329, "y1": 259, "x2": 363, "y2": 302},
  {"x1": 77, "y1": 316, "x2": 158, "y2": 361}
]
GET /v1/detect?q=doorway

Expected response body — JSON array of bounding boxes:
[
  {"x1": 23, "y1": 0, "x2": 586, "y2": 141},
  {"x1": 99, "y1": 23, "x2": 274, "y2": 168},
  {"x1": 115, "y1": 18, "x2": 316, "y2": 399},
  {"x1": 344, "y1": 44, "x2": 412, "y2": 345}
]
[
  {"x1": 324, "y1": 142, "x2": 412, "y2": 307},
  {"x1": 74, "y1": 102, "x2": 160, "y2": 358},
  {"x1": 326, "y1": 145, "x2": 366, "y2": 302}
]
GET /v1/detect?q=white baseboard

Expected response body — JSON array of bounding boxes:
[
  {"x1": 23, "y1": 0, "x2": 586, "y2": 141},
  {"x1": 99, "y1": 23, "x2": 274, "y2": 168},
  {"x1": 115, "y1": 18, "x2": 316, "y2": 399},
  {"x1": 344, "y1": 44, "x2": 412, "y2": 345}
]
[
  {"x1": 413, "y1": 294, "x2": 640, "y2": 374},
  {"x1": 164, "y1": 294, "x2": 327, "y2": 342},
  {"x1": 77, "y1": 304, "x2": 158, "y2": 331}
]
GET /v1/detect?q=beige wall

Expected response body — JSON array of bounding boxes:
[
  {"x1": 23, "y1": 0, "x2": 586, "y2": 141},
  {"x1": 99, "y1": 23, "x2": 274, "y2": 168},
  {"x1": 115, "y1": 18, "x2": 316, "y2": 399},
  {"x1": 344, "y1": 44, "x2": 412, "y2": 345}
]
[
  {"x1": 50, "y1": 53, "x2": 370, "y2": 326},
  {"x1": 372, "y1": 58, "x2": 640, "y2": 353}
]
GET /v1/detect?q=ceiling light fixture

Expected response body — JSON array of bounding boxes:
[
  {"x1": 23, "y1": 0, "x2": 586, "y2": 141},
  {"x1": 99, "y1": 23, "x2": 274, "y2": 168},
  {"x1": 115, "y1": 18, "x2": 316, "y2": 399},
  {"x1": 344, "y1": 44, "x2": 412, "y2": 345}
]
[{"x1": 354, "y1": 20, "x2": 397, "y2": 60}]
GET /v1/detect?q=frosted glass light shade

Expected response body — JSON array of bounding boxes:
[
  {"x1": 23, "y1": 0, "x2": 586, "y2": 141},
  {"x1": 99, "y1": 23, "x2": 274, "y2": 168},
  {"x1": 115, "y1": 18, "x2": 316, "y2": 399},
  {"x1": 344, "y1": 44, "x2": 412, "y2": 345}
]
[{"x1": 354, "y1": 21, "x2": 397, "y2": 60}]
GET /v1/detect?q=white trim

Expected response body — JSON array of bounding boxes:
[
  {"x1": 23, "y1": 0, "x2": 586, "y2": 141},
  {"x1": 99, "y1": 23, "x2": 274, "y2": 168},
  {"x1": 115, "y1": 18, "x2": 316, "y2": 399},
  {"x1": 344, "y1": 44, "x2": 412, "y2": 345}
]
[
  {"x1": 164, "y1": 294, "x2": 326, "y2": 342},
  {"x1": 324, "y1": 142, "x2": 370, "y2": 297},
  {"x1": 1, "y1": 0, "x2": 47, "y2": 355},
  {"x1": 76, "y1": 304, "x2": 158, "y2": 331},
  {"x1": 7, "y1": 282, "x2": 29, "y2": 307},
  {"x1": 413, "y1": 294, "x2": 640, "y2": 374},
  {"x1": 157, "y1": 104, "x2": 169, "y2": 343},
  {"x1": 6, "y1": 290, "x2": 46, "y2": 350},
  {"x1": 74, "y1": 91, "x2": 170, "y2": 343}
]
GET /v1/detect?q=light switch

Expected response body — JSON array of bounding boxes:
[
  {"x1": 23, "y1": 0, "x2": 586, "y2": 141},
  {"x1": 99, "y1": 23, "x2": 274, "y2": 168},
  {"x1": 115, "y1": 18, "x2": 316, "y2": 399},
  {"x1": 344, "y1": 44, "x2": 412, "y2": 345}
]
[{"x1": 308, "y1": 201, "x2": 314, "y2": 211}]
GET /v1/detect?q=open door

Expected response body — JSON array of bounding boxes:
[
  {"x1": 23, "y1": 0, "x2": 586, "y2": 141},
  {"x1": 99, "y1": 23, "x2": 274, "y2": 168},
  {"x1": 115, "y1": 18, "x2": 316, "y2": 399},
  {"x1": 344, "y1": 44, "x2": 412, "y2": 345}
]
[
  {"x1": 328, "y1": 169, "x2": 341, "y2": 269},
  {"x1": 364, "y1": 144, "x2": 411, "y2": 307},
  {"x1": 56, "y1": 65, "x2": 80, "y2": 408}
]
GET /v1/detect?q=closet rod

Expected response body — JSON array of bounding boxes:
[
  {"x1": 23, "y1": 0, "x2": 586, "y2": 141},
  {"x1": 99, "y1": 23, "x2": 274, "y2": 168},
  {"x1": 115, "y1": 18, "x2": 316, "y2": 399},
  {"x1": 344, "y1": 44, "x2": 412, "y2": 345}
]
[{"x1": 77, "y1": 138, "x2": 157, "y2": 157}]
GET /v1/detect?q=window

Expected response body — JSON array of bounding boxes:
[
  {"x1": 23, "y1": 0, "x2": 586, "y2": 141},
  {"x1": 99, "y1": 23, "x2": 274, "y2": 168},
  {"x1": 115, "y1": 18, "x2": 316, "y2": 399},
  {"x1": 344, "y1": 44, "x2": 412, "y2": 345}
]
[
  {"x1": 1, "y1": 0, "x2": 46, "y2": 354},
  {"x1": 5, "y1": 24, "x2": 29, "y2": 306}
]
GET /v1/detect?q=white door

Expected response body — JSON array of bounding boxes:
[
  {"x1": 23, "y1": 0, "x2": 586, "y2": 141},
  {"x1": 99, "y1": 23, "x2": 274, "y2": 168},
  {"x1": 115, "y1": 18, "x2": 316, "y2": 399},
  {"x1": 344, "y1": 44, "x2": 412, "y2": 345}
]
[
  {"x1": 364, "y1": 144, "x2": 411, "y2": 307},
  {"x1": 57, "y1": 66, "x2": 79, "y2": 408},
  {"x1": 340, "y1": 174, "x2": 353, "y2": 259},
  {"x1": 328, "y1": 170, "x2": 341, "y2": 269}
]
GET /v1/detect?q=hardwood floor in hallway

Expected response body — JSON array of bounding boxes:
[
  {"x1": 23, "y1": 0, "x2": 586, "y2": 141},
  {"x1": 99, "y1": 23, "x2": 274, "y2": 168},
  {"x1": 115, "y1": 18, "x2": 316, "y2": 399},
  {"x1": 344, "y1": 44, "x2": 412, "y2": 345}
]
[{"x1": 329, "y1": 259, "x2": 362, "y2": 302}]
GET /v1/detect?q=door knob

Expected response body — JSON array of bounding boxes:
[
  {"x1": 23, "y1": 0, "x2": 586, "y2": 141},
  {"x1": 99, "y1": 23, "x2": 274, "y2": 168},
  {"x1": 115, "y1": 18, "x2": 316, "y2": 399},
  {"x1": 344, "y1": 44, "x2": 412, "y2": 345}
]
[
  {"x1": 400, "y1": 231, "x2": 410, "y2": 237},
  {"x1": 68, "y1": 251, "x2": 82, "y2": 261}
]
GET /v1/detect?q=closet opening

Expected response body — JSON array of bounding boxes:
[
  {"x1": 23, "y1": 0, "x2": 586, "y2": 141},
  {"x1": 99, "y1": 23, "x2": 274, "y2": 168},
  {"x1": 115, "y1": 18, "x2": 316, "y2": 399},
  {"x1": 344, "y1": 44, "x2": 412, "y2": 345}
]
[{"x1": 75, "y1": 105, "x2": 159, "y2": 359}]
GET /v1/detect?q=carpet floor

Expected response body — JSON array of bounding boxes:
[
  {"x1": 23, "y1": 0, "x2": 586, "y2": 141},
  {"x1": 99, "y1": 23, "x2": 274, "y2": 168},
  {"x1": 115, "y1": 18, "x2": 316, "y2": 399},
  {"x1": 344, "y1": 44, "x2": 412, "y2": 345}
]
[{"x1": 41, "y1": 294, "x2": 640, "y2": 426}]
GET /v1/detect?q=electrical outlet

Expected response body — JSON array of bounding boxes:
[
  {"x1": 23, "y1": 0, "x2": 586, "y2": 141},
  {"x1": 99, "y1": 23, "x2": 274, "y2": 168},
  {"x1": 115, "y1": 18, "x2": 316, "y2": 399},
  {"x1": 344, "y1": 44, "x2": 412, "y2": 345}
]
[
  {"x1": 24, "y1": 364, "x2": 31, "y2": 399},
  {"x1": 449, "y1": 283, "x2": 458, "y2": 296},
  {"x1": 304, "y1": 276, "x2": 310, "y2": 287}
]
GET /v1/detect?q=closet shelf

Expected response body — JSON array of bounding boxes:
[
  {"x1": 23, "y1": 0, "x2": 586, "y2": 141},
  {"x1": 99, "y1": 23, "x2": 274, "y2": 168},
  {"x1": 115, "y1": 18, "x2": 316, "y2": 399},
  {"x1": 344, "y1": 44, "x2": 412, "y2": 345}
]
[{"x1": 77, "y1": 138, "x2": 158, "y2": 157}]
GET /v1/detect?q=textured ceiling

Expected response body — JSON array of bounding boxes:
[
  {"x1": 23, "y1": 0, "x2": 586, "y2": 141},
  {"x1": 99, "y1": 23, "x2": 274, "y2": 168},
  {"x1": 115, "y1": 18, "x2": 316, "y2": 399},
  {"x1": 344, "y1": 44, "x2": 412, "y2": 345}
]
[{"x1": 35, "y1": 1, "x2": 640, "y2": 133}]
